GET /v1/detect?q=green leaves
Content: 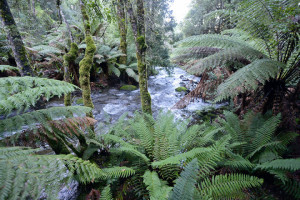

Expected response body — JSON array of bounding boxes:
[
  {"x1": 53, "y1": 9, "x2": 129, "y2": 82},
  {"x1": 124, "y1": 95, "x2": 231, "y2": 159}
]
[{"x1": 216, "y1": 59, "x2": 285, "y2": 101}]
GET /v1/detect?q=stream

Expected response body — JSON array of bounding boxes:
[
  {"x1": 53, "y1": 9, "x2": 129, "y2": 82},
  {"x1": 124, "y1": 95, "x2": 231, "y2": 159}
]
[
  {"x1": 47, "y1": 66, "x2": 218, "y2": 200},
  {"x1": 48, "y1": 67, "x2": 214, "y2": 126}
]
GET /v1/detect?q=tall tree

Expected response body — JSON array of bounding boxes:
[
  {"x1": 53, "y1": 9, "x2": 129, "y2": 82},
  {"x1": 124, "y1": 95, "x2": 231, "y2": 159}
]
[
  {"x1": 79, "y1": 0, "x2": 96, "y2": 117},
  {"x1": 116, "y1": 0, "x2": 127, "y2": 65},
  {"x1": 0, "y1": 0, "x2": 33, "y2": 76},
  {"x1": 126, "y1": 0, "x2": 152, "y2": 114}
]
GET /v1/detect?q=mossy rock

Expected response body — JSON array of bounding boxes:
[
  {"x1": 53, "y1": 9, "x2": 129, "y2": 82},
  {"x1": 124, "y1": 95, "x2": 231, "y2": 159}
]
[
  {"x1": 76, "y1": 98, "x2": 84, "y2": 105},
  {"x1": 120, "y1": 85, "x2": 138, "y2": 91},
  {"x1": 175, "y1": 87, "x2": 188, "y2": 92}
]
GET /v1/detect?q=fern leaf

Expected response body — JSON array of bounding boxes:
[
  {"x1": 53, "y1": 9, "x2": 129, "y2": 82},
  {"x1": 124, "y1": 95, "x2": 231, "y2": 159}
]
[
  {"x1": 168, "y1": 159, "x2": 199, "y2": 200},
  {"x1": 143, "y1": 170, "x2": 172, "y2": 200},
  {"x1": 199, "y1": 174, "x2": 263, "y2": 199},
  {"x1": 100, "y1": 185, "x2": 113, "y2": 200},
  {"x1": 256, "y1": 159, "x2": 300, "y2": 172},
  {"x1": 0, "y1": 65, "x2": 19, "y2": 72},
  {"x1": 216, "y1": 59, "x2": 285, "y2": 101}
]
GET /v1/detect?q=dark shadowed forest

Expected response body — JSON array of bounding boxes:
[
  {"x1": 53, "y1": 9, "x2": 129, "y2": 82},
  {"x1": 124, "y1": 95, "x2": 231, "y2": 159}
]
[{"x1": 0, "y1": 0, "x2": 299, "y2": 199}]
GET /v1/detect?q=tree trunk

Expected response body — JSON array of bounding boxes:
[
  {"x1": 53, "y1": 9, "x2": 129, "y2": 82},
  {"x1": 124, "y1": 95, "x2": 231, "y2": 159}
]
[
  {"x1": 31, "y1": 0, "x2": 36, "y2": 16},
  {"x1": 116, "y1": 0, "x2": 127, "y2": 65},
  {"x1": 61, "y1": 8, "x2": 78, "y2": 106},
  {"x1": 0, "y1": 0, "x2": 33, "y2": 76},
  {"x1": 126, "y1": 0, "x2": 152, "y2": 115},
  {"x1": 79, "y1": 0, "x2": 96, "y2": 118}
]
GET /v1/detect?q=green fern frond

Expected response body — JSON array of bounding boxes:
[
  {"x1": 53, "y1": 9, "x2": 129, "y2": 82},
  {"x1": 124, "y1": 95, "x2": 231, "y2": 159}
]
[
  {"x1": 110, "y1": 147, "x2": 150, "y2": 163},
  {"x1": 224, "y1": 151, "x2": 255, "y2": 170},
  {"x1": 100, "y1": 185, "x2": 113, "y2": 200},
  {"x1": 108, "y1": 64, "x2": 121, "y2": 77},
  {"x1": 0, "y1": 147, "x2": 105, "y2": 199},
  {"x1": 168, "y1": 159, "x2": 199, "y2": 200},
  {"x1": 125, "y1": 68, "x2": 139, "y2": 82},
  {"x1": 0, "y1": 65, "x2": 19, "y2": 72},
  {"x1": 151, "y1": 147, "x2": 212, "y2": 168},
  {"x1": 101, "y1": 167, "x2": 135, "y2": 179},
  {"x1": 216, "y1": 59, "x2": 285, "y2": 101},
  {"x1": 199, "y1": 174, "x2": 263, "y2": 199},
  {"x1": 256, "y1": 159, "x2": 300, "y2": 172},
  {"x1": 0, "y1": 77, "x2": 79, "y2": 115},
  {"x1": 0, "y1": 106, "x2": 92, "y2": 137},
  {"x1": 280, "y1": 179, "x2": 300, "y2": 199},
  {"x1": 143, "y1": 170, "x2": 172, "y2": 200}
]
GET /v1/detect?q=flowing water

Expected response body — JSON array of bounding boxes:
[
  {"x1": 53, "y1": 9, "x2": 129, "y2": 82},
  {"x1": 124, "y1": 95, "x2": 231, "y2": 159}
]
[
  {"x1": 48, "y1": 67, "x2": 219, "y2": 200},
  {"x1": 48, "y1": 67, "x2": 214, "y2": 126}
]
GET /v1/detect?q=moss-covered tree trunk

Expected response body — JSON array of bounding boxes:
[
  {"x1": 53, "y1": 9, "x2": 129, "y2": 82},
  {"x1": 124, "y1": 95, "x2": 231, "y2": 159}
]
[
  {"x1": 0, "y1": 0, "x2": 33, "y2": 76},
  {"x1": 116, "y1": 0, "x2": 127, "y2": 65},
  {"x1": 63, "y1": 43, "x2": 79, "y2": 106},
  {"x1": 61, "y1": 8, "x2": 78, "y2": 106},
  {"x1": 79, "y1": 0, "x2": 96, "y2": 118},
  {"x1": 126, "y1": 0, "x2": 152, "y2": 115}
]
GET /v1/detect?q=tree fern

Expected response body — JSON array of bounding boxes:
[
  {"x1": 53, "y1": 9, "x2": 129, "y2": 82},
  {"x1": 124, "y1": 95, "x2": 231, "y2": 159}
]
[
  {"x1": 216, "y1": 59, "x2": 285, "y2": 101},
  {"x1": 198, "y1": 174, "x2": 263, "y2": 199}
]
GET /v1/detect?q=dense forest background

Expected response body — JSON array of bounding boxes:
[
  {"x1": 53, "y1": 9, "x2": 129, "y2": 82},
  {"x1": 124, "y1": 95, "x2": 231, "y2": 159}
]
[{"x1": 0, "y1": 0, "x2": 299, "y2": 199}]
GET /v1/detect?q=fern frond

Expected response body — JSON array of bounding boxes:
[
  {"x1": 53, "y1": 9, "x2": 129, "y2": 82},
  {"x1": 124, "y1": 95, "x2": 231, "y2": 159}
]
[
  {"x1": 216, "y1": 59, "x2": 285, "y2": 101},
  {"x1": 0, "y1": 65, "x2": 19, "y2": 72},
  {"x1": 256, "y1": 159, "x2": 300, "y2": 172},
  {"x1": 0, "y1": 147, "x2": 105, "y2": 199},
  {"x1": 101, "y1": 167, "x2": 135, "y2": 179},
  {"x1": 109, "y1": 147, "x2": 150, "y2": 163},
  {"x1": 143, "y1": 170, "x2": 172, "y2": 200},
  {"x1": 151, "y1": 147, "x2": 212, "y2": 168},
  {"x1": 199, "y1": 174, "x2": 263, "y2": 199},
  {"x1": 0, "y1": 106, "x2": 92, "y2": 137},
  {"x1": 0, "y1": 77, "x2": 79, "y2": 115},
  {"x1": 280, "y1": 179, "x2": 300, "y2": 199},
  {"x1": 100, "y1": 185, "x2": 113, "y2": 200},
  {"x1": 168, "y1": 159, "x2": 199, "y2": 200}
]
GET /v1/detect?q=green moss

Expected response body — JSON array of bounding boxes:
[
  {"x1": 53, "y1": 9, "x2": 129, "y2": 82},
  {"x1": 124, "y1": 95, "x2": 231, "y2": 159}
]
[
  {"x1": 76, "y1": 98, "x2": 84, "y2": 105},
  {"x1": 175, "y1": 87, "x2": 188, "y2": 92},
  {"x1": 120, "y1": 85, "x2": 138, "y2": 91},
  {"x1": 137, "y1": 36, "x2": 147, "y2": 51},
  {"x1": 64, "y1": 43, "x2": 78, "y2": 63},
  {"x1": 296, "y1": 118, "x2": 300, "y2": 125}
]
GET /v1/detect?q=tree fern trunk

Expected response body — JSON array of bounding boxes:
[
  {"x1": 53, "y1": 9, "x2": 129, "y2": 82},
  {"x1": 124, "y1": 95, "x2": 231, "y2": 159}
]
[
  {"x1": 79, "y1": 0, "x2": 96, "y2": 118},
  {"x1": 0, "y1": 0, "x2": 33, "y2": 76}
]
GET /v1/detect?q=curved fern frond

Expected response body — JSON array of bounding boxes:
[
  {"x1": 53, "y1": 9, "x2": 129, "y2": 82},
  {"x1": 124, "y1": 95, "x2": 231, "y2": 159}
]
[
  {"x1": 0, "y1": 65, "x2": 19, "y2": 72},
  {"x1": 100, "y1": 185, "x2": 113, "y2": 200},
  {"x1": 0, "y1": 77, "x2": 79, "y2": 115},
  {"x1": 143, "y1": 170, "x2": 172, "y2": 200},
  {"x1": 168, "y1": 159, "x2": 199, "y2": 200},
  {"x1": 101, "y1": 167, "x2": 135, "y2": 179},
  {"x1": 216, "y1": 59, "x2": 285, "y2": 101},
  {"x1": 0, "y1": 106, "x2": 92, "y2": 137},
  {"x1": 256, "y1": 159, "x2": 300, "y2": 172},
  {"x1": 199, "y1": 174, "x2": 263, "y2": 199},
  {"x1": 0, "y1": 147, "x2": 105, "y2": 199}
]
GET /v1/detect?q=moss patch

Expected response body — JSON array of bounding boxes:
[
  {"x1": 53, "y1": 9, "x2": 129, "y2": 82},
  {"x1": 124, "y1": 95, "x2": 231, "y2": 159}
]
[
  {"x1": 175, "y1": 87, "x2": 188, "y2": 92},
  {"x1": 76, "y1": 98, "x2": 84, "y2": 105},
  {"x1": 120, "y1": 85, "x2": 138, "y2": 91}
]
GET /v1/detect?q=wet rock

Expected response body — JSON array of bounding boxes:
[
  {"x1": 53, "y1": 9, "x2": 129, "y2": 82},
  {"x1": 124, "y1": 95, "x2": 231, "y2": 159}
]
[
  {"x1": 175, "y1": 87, "x2": 188, "y2": 92},
  {"x1": 120, "y1": 85, "x2": 138, "y2": 91}
]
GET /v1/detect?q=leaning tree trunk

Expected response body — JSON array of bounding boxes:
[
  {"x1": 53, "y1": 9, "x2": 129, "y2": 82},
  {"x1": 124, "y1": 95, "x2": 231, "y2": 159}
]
[
  {"x1": 116, "y1": 0, "x2": 127, "y2": 65},
  {"x1": 79, "y1": 0, "x2": 96, "y2": 118},
  {"x1": 0, "y1": 0, "x2": 33, "y2": 76},
  {"x1": 126, "y1": 0, "x2": 152, "y2": 115}
]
